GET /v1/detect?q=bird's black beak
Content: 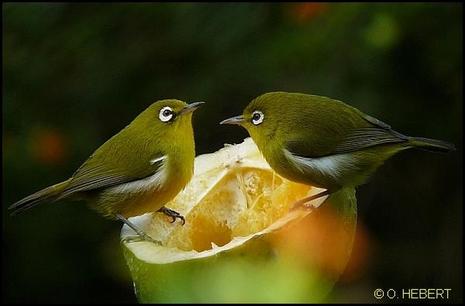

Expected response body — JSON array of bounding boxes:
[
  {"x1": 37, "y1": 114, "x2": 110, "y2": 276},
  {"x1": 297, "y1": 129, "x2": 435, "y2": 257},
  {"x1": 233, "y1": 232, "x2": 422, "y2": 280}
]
[
  {"x1": 220, "y1": 115, "x2": 245, "y2": 126},
  {"x1": 180, "y1": 101, "x2": 205, "y2": 115}
]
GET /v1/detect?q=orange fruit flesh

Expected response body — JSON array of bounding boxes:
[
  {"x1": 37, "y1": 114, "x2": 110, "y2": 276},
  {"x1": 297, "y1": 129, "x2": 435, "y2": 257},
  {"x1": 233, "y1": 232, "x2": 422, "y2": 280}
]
[
  {"x1": 153, "y1": 168, "x2": 315, "y2": 252},
  {"x1": 136, "y1": 138, "x2": 322, "y2": 253}
]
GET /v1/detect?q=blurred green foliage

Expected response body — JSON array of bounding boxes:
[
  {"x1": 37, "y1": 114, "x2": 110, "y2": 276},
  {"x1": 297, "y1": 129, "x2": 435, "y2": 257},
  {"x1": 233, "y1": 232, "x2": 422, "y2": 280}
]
[{"x1": 2, "y1": 3, "x2": 462, "y2": 303}]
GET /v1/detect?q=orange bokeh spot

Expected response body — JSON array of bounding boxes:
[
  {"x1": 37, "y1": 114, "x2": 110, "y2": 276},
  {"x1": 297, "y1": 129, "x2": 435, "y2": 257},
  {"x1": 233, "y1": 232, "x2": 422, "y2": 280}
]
[
  {"x1": 339, "y1": 220, "x2": 372, "y2": 283},
  {"x1": 288, "y1": 3, "x2": 328, "y2": 23},
  {"x1": 269, "y1": 201, "x2": 369, "y2": 281},
  {"x1": 31, "y1": 128, "x2": 68, "y2": 165}
]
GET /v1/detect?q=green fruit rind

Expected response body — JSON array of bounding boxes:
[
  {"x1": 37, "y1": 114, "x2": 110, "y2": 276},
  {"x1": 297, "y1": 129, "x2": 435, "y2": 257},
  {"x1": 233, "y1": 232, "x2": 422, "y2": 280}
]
[{"x1": 122, "y1": 188, "x2": 356, "y2": 303}]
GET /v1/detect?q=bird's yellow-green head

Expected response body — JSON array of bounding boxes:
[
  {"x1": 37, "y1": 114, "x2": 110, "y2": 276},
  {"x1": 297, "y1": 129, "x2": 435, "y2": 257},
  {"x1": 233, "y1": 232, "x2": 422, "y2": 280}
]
[
  {"x1": 220, "y1": 92, "x2": 297, "y2": 148},
  {"x1": 131, "y1": 99, "x2": 203, "y2": 135},
  {"x1": 126, "y1": 99, "x2": 204, "y2": 147}
]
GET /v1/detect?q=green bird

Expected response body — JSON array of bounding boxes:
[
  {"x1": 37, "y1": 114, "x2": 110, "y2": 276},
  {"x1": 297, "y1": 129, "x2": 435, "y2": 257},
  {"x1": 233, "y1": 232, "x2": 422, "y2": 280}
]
[
  {"x1": 220, "y1": 92, "x2": 455, "y2": 204},
  {"x1": 10, "y1": 99, "x2": 204, "y2": 243}
]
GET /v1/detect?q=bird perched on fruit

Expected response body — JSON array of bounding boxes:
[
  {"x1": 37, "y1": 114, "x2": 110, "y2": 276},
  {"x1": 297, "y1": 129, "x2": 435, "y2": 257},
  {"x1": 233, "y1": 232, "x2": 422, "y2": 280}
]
[
  {"x1": 221, "y1": 91, "x2": 454, "y2": 204},
  {"x1": 10, "y1": 99, "x2": 204, "y2": 243}
]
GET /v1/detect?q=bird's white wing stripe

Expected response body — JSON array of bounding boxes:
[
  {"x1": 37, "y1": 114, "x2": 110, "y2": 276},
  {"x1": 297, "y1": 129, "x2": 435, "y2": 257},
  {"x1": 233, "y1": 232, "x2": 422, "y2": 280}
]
[
  {"x1": 151, "y1": 155, "x2": 167, "y2": 165},
  {"x1": 283, "y1": 149, "x2": 354, "y2": 180}
]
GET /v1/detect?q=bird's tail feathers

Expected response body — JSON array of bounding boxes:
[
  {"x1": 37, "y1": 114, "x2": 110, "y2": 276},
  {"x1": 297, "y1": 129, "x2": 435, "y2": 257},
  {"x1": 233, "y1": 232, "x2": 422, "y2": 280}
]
[
  {"x1": 409, "y1": 137, "x2": 456, "y2": 153},
  {"x1": 9, "y1": 180, "x2": 70, "y2": 215}
]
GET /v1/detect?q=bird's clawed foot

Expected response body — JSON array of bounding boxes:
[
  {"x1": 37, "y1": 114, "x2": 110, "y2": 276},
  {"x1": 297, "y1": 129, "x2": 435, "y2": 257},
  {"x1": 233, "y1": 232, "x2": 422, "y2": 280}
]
[
  {"x1": 291, "y1": 190, "x2": 331, "y2": 210},
  {"x1": 116, "y1": 214, "x2": 162, "y2": 245},
  {"x1": 158, "y1": 207, "x2": 185, "y2": 225}
]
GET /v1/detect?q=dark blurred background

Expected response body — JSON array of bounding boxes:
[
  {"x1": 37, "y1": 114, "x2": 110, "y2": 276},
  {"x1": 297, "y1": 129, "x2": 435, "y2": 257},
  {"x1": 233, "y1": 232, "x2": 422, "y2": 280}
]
[{"x1": 2, "y1": 3, "x2": 462, "y2": 303}]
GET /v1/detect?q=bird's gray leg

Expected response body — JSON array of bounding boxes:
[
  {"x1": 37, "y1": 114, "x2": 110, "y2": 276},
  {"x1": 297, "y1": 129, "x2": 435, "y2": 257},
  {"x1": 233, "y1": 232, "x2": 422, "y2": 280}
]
[
  {"x1": 116, "y1": 214, "x2": 161, "y2": 245},
  {"x1": 291, "y1": 190, "x2": 331, "y2": 210},
  {"x1": 158, "y1": 207, "x2": 186, "y2": 225}
]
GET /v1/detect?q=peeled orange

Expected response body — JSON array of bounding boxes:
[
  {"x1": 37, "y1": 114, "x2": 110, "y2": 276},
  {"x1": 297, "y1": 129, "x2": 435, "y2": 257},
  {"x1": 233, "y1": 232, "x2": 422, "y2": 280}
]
[{"x1": 121, "y1": 138, "x2": 357, "y2": 303}]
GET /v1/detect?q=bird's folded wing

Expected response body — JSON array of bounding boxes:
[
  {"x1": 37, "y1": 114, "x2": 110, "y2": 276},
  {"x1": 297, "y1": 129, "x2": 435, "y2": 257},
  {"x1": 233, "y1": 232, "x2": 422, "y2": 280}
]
[
  {"x1": 333, "y1": 127, "x2": 408, "y2": 154},
  {"x1": 58, "y1": 153, "x2": 166, "y2": 199},
  {"x1": 287, "y1": 126, "x2": 408, "y2": 158}
]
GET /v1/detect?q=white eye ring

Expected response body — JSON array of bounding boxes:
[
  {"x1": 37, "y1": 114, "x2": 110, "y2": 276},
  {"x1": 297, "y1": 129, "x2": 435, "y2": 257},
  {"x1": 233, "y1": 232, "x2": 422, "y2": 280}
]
[
  {"x1": 251, "y1": 110, "x2": 264, "y2": 125},
  {"x1": 159, "y1": 106, "x2": 174, "y2": 122}
]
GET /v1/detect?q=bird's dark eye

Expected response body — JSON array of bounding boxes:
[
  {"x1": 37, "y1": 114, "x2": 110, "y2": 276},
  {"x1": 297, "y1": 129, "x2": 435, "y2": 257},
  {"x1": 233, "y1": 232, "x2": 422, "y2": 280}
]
[
  {"x1": 159, "y1": 106, "x2": 174, "y2": 122},
  {"x1": 251, "y1": 110, "x2": 264, "y2": 125}
]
